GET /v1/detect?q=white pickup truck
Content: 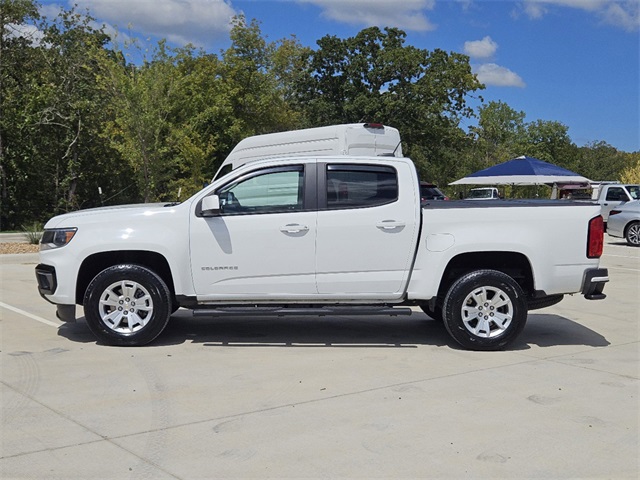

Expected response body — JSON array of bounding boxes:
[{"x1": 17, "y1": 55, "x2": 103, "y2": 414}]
[
  {"x1": 590, "y1": 183, "x2": 640, "y2": 224},
  {"x1": 36, "y1": 151, "x2": 608, "y2": 351}
]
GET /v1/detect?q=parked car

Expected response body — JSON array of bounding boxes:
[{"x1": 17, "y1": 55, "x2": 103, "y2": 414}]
[
  {"x1": 465, "y1": 187, "x2": 502, "y2": 200},
  {"x1": 607, "y1": 200, "x2": 640, "y2": 246},
  {"x1": 420, "y1": 182, "x2": 448, "y2": 204}
]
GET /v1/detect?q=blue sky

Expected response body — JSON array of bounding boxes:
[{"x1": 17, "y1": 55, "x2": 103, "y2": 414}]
[{"x1": 37, "y1": 0, "x2": 640, "y2": 152}]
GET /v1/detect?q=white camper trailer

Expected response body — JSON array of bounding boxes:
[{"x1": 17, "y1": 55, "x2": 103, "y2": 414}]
[{"x1": 214, "y1": 123, "x2": 402, "y2": 180}]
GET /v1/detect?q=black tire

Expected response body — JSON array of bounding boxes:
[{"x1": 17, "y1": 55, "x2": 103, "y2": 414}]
[
  {"x1": 83, "y1": 264, "x2": 172, "y2": 346},
  {"x1": 625, "y1": 221, "x2": 640, "y2": 247},
  {"x1": 527, "y1": 294, "x2": 564, "y2": 311},
  {"x1": 442, "y1": 269, "x2": 527, "y2": 351},
  {"x1": 418, "y1": 302, "x2": 443, "y2": 322}
]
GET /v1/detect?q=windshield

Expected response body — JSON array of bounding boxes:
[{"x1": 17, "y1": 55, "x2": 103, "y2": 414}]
[
  {"x1": 467, "y1": 189, "x2": 493, "y2": 199},
  {"x1": 627, "y1": 185, "x2": 640, "y2": 200}
]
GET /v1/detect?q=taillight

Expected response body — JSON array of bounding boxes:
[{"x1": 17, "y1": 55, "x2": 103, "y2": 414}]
[
  {"x1": 609, "y1": 210, "x2": 621, "y2": 216},
  {"x1": 587, "y1": 215, "x2": 604, "y2": 258}
]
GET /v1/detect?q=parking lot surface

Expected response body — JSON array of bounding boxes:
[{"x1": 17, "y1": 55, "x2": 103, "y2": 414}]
[{"x1": 1, "y1": 241, "x2": 638, "y2": 479}]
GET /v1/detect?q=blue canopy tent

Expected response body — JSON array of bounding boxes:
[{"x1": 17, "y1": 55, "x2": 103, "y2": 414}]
[{"x1": 450, "y1": 156, "x2": 591, "y2": 186}]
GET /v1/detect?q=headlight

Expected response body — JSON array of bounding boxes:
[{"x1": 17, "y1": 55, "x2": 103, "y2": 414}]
[{"x1": 40, "y1": 228, "x2": 77, "y2": 250}]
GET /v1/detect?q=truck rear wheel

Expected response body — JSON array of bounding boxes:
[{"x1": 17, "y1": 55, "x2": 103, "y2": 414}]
[
  {"x1": 83, "y1": 264, "x2": 171, "y2": 346},
  {"x1": 442, "y1": 269, "x2": 527, "y2": 351}
]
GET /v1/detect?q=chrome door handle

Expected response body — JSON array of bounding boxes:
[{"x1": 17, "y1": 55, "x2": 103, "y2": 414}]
[{"x1": 280, "y1": 224, "x2": 309, "y2": 234}]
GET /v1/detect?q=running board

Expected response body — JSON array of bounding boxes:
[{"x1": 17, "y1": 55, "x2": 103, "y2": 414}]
[{"x1": 192, "y1": 306, "x2": 413, "y2": 317}]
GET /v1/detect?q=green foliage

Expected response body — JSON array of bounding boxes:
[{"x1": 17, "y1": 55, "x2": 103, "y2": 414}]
[
  {"x1": 472, "y1": 101, "x2": 526, "y2": 164},
  {"x1": 21, "y1": 221, "x2": 42, "y2": 244},
  {"x1": 1, "y1": 1, "x2": 129, "y2": 228},
  {"x1": 619, "y1": 152, "x2": 640, "y2": 183},
  {"x1": 101, "y1": 40, "x2": 188, "y2": 202},
  {"x1": 1, "y1": 0, "x2": 40, "y2": 229},
  {"x1": 0, "y1": 2, "x2": 634, "y2": 229},
  {"x1": 99, "y1": 16, "x2": 306, "y2": 203},
  {"x1": 218, "y1": 16, "x2": 307, "y2": 146},
  {"x1": 294, "y1": 26, "x2": 484, "y2": 182},
  {"x1": 574, "y1": 141, "x2": 629, "y2": 181}
]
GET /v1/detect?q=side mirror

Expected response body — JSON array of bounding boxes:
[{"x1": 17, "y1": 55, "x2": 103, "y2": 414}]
[{"x1": 201, "y1": 195, "x2": 221, "y2": 217}]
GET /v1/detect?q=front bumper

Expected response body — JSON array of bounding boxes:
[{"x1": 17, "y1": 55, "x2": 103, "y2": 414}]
[
  {"x1": 35, "y1": 264, "x2": 57, "y2": 296},
  {"x1": 35, "y1": 263, "x2": 77, "y2": 322},
  {"x1": 581, "y1": 268, "x2": 608, "y2": 300}
]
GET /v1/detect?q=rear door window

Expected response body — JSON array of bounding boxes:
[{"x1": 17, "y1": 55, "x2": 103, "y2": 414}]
[
  {"x1": 606, "y1": 187, "x2": 625, "y2": 201},
  {"x1": 325, "y1": 165, "x2": 398, "y2": 209}
]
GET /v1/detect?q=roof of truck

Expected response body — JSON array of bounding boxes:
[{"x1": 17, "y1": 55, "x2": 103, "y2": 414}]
[{"x1": 215, "y1": 123, "x2": 402, "y2": 178}]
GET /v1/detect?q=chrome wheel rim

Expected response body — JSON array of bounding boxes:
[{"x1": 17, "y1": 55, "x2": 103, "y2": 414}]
[
  {"x1": 98, "y1": 280, "x2": 153, "y2": 333},
  {"x1": 628, "y1": 223, "x2": 640, "y2": 246},
  {"x1": 461, "y1": 286, "x2": 513, "y2": 338}
]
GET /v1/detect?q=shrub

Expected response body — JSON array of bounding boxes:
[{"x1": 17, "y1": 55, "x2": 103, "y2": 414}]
[{"x1": 21, "y1": 223, "x2": 44, "y2": 244}]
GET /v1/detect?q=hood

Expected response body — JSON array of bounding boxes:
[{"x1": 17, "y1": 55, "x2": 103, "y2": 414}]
[{"x1": 44, "y1": 202, "x2": 176, "y2": 229}]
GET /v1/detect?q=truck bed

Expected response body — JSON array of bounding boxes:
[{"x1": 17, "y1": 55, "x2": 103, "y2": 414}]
[{"x1": 422, "y1": 199, "x2": 599, "y2": 209}]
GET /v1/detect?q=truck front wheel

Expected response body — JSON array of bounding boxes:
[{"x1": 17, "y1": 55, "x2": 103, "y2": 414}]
[
  {"x1": 83, "y1": 264, "x2": 172, "y2": 346},
  {"x1": 442, "y1": 270, "x2": 527, "y2": 351}
]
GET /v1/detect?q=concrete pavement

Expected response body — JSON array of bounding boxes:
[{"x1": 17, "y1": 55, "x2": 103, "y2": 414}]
[
  {"x1": 0, "y1": 233, "x2": 30, "y2": 243},
  {"x1": 1, "y1": 241, "x2": 638, "y2": 479}
]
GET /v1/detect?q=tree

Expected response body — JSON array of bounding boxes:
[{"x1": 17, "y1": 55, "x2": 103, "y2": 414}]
[
  {"x1": 619, "y1": 152, "x2": 640, "y2": 183},
  {"x1": 32, "y1": 7, "x2": 117, "y2": 212},
  {"x1": 217, "y1": 16, "x2": 306, "y2": 150},
  {"x1": 100, "y1": 16, "x2": 309, "y2": 203},
  {"x1": 519, "y1": 119, "x2": 578, "y2": 167},
  {"x1": 472, "y1": 100, "x2": 526, "y2": 164},
  {"x1": 294, "y1": 27, "x2": 484, "y2": 182},
  {"x1": 101, "y1": 40, "x2": 192, "y2": 202},
  {"x1": 0, "y1": 2, "x2": 128, "y2": 227},
  {"x1": 0, "y1": 0, "x2": 39, "y2": 228},
  {"x1": 575, "y1": 141, "x2": 629, "y2": 182}
]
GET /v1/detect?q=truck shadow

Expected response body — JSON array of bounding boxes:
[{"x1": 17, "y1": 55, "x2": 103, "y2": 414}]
[
  {"x1": 58, "y1": 311, "x2": 609, "y2": 350},
  {"x1": 513, "y1": 313, "x2": 609, "y2": 349},
  {"x1": 607, "y1": 240, "x2": 631, "y2": 247}
]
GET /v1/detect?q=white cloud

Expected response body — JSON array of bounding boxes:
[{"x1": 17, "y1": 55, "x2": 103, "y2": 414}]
[
  {"x1": 474, "y1": 63, "x2": 526, "y2": 88},
  {"x1": 298, "y1": 0, "x2": 437, "y2": 31},
  {"x1": 39, "y1": 3, "x2": 65, "y2": 19},
  {"x1": 37, "y1": 3, "x2": 133, "y2": 47},
  {"x1": 72, "y1": 0, "x2": 238, "y2": 47},
  {"x1": 601, "y1": 1, "x2": 640, "y2": 31},
  {"x1": 463, "y1": 36, "x2": 498, "y2": 59},
  {"x1": 520, "y1": 0, "x2": 639, "y2": 31},
  {"x1": 522, "y1": 1, "x2": 548, "y2": 19}
]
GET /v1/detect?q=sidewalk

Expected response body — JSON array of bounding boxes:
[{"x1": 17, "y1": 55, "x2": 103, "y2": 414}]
[{"x1": 0, "y1": 232, "x2": 29, "y2": 243}]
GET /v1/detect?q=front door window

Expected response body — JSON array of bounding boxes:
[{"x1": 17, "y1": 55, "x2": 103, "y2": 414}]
[{"x1": 216, "y1": 168, "x2": 304, "y2": 215}]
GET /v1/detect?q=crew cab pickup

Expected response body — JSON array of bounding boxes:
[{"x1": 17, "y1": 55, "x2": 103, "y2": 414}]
[{"x1": 36, "y1": 155, "x2": 608, "y2": 351}]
